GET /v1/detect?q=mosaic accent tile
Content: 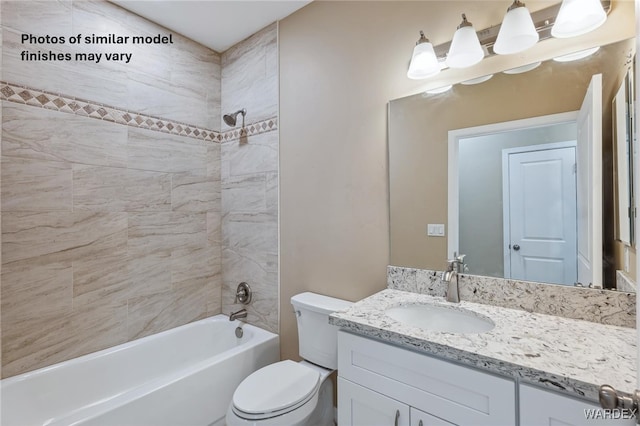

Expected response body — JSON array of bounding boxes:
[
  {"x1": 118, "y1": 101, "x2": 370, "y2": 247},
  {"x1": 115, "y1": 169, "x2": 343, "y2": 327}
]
[{"x1": 1, "y1": 81, "x2": 278, "y2": 145}]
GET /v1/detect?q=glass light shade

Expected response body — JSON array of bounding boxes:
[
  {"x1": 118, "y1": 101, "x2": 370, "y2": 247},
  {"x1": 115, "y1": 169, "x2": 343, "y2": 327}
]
[
  {"x1": 553, "y1": 46, "x2": 600, "y2": 62},
  {"x1": 551, "y1": 0, "x2": 606, "y2": 38},
  {"x1": 407, "y1": 41, "x2": 440, "y2": 79},
  {"x1": 425, "y1": 85, "x2": 453, "y2": 95},
  {"x1": 447, "y1": 26, "x2": 484, "y2": 69},
  {"x1": 503, "y1": 61, "x2": 541, "y2": 74},
  {"x1": 461, "y1": 74, "x2": 494, "y2": 85},
  {"x1": 493, "y1": 6, "x2": 539, "y2": 55}
]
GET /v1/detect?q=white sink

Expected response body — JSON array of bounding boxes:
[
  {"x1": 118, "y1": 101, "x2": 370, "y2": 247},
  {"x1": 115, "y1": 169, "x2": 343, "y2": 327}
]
[{"x1": 385, "y1": 303, "x2": 495, "y2": 334}]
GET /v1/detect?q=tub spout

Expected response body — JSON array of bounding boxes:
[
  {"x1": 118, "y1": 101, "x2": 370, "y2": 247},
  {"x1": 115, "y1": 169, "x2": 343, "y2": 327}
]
[{"x1": 229, "y1": 309, "x2": 248, "y2": 321}]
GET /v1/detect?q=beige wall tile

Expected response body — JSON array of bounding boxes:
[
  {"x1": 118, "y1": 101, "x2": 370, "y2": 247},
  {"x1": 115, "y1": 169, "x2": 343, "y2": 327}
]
[
  {"x1": 221, "y1": 131, "x2": 278, "y2": 178},
  {"x1": 2, "y1": 302, "x2": 127, "y2": 378},
  {"x1": 207, "y1": 211, "x2": 222, "y2": 245},
  {"x1": 75, "y1": 166, "x2": 171, "y2": 212},
  {"x1": 171, "y1": 172, "x2": 218, "y2": 212},
  {"x1": 222, "y1": 174, "x2": 266, "y2": 213},
  {"x1": 126, "y1": 283, "x2": 207, "y2": 340},
  {"x1": 2, "y1": 102, "x2": 128, "y2": 168},
  {"x1": 1, "y1": 259, "x2": 73, "y2": 321},
  {"x1": 72, "y1": 249, "x2": 129, "y2": 306},
  {"x1": 0, "y1": 0, "x2": 231, "y2": 377},
  {"x1": 2, "y1": 28, "x2": 129, "y2": 108},
  {"x1": 2, "y1": 212, "x2": 128, "y2": 265},
  {"x1": 1, "y1": 1, "x2": 72, "y2": 36},
  {"x1": 127, "y1": 128, "x2": 207, "y2": 174},
  {"x1": 127, "y1": 72, "x2": 211, "y2": 130},
  {"x1": 127, "y1": 251, "x2": 172, "y2": 298},
  {"x1": 1, "y1": 156, "x2": 72, "y2": 211},
  {"x1": 221, "y1": 24, "x2": 278, "y2": 125},
  {"x1": 127, "y1": 212, "x2": 207, "y2": 255},
  {"x1": 171, "y1": 245, "x2": 217, "y2": 288}
]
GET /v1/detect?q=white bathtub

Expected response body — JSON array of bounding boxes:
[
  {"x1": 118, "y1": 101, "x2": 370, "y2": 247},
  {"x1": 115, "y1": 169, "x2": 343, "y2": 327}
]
[{"x1": 1, "y1": 315, "x2": 279, "y2": 426}]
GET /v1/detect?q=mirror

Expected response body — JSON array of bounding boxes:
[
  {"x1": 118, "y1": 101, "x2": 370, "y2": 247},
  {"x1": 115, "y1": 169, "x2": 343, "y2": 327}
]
[{"x1": 389, "y1": 38, "x2": 635, "y2": 290}]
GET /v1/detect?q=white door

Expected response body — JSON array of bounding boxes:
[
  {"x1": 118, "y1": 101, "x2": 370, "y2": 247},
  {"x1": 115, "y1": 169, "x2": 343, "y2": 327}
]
[
  {"x1": 504, "y1": 145, "x2": 578, "y2": 285},
  {"x1": 577, "y1": 73, "x2": 603, "y2": 288}
]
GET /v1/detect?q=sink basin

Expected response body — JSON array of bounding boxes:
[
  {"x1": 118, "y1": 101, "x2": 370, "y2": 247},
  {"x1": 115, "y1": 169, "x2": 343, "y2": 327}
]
[{"x1": 385, "y1": 303, "x2": 495, "y2": 334}]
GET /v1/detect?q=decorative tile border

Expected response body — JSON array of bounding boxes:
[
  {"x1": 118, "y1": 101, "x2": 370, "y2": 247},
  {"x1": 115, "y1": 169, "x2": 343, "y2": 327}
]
[
  {"x1": 0, "y1": 81, "x2": 278, "y2": 143},
  {"x1": 222, "y1": 117, "x2": 278, "y2": 142}
]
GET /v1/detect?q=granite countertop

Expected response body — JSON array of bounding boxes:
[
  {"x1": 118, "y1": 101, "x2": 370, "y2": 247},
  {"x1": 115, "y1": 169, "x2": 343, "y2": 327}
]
[{"x1": 329, "y1": 289, "x2": 637, "y2": 402}]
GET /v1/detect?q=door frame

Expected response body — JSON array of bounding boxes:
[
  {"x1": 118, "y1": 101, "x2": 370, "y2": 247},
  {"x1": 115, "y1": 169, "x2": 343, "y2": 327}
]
[
  {"x1": 501, "y1": 141, "x2": 578, "y2": 280},
  {"x1": 447, "y1": 111, "x2": 579, "y2": 260}
]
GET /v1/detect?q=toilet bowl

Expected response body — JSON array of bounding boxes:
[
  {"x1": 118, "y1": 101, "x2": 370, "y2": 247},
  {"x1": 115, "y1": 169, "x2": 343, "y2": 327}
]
[
  {"x1": 225, "y1": 360, "x2": 333, "y2": 426},
  {"x1": 225, "y1": 292, "x2": 352, "y2": 426}
]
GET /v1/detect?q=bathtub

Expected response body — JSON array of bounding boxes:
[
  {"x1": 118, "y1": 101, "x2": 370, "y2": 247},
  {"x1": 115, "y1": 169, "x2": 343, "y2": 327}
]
[{"x1": 1, "y1": 315, "x2": 279, "y2": 426}]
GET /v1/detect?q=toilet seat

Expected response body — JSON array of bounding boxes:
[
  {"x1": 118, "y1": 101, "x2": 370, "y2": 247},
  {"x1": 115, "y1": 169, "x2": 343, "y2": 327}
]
[{"x1": 231, "y1": 360, "x2": 320, "y2": 420}]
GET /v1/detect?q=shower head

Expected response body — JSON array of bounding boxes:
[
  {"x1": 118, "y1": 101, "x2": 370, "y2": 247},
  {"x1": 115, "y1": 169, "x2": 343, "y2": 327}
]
[{"x1": 223, "y1": 108, "x2": 247, "y2": 127}]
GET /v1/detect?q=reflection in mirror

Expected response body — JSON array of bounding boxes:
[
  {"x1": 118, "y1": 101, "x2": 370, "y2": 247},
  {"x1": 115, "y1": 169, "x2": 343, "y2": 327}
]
[
  {"x1": 388, "y1": 38, "x2": 635, "y2": 290},
  {"x1": 456, "y1": 117, "x2": 579, "y2": 286},
  {"x1": 613, "y1": 68, "x2": 635, "y2": 247}
]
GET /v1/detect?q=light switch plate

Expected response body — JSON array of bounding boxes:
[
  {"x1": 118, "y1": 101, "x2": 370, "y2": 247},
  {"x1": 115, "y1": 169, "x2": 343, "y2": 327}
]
[{"x1": 427, "y1": 224, "x2": 445, "y2": 237}]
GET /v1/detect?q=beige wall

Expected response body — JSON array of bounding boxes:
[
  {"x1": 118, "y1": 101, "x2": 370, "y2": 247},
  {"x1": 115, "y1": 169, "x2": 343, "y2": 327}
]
[
  {"x1": 220, "y1": 24, "x2": 279, "y2": 333},
  {"x1": 279, "y1": 1, "x2": 635, "y2": 361},
  {"x1": 0, "y1": 0, "x2": 222, "y2": 378}
]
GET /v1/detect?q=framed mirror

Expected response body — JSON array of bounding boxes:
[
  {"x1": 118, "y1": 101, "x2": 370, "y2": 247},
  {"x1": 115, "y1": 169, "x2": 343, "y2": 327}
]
[{"x1": 389, "y1": 38, "x2": 635, "y2": 290}]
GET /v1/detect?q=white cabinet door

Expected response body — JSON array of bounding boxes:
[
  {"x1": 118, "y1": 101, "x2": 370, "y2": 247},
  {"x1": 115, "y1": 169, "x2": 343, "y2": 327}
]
[
  {"x1": 520, "y1": 384, "x2": 635, "y2": 426},
  {"x1": 410, "y1": 407, "x2": 455, "y2": 426},
  {"x1": 338, "y1": 377, "x2": 410, "y2": 426}
]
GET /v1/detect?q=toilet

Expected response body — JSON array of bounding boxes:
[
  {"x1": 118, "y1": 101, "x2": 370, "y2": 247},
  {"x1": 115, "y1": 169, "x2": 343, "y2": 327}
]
[{"x1": 226, "y1": 292, "x2": 352, "y2": 426}]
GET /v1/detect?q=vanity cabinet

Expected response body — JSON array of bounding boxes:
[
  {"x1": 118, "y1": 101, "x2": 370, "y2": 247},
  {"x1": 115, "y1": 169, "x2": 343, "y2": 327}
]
[
  {"x1": 337, "y1": 331, "x2": 516, "y2": 425},
  {"x1": 519, "y1": 384, "x2": 635, "y2": 426},
  {"x1": 337, "y1": 331, "x2": 634, "y2": 426}
]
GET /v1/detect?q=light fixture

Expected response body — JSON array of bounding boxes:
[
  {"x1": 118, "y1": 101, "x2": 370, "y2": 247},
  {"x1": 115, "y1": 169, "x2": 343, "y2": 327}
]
[
  {"x1": 407, "y1": 31, "x2": 440, "y2": 79},
  {"x1": 425, "y1": 85, "x2": 453, "y2": 95},
  {"x1": 551, "y1": 0, "x2": 607, "y2": 38},
  {"x1": 446, "y1": 14, "x2": 484, "y2": 69},
  {"x1": 553, "y1": 46, "x2": 600, "y2": 62},
  {"x1": 503, "y1": 61, "x2": 541, "y2": 74},
  {"x1": 493, "y1": 0, "x2": 539, "y2": 55},
  {"x1": 461, "y1": 74, "x2": 494, "y2": 85}
]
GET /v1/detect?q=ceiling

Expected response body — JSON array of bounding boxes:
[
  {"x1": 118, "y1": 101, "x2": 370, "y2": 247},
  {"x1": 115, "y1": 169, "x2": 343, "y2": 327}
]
[{"x1": 110, "y1": 0, "x2": 312, "y2": 52}]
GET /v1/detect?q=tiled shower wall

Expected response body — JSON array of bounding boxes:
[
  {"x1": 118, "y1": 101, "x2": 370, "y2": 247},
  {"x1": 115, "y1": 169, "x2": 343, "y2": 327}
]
[
  {"x1": 0, "y1": 1, "x2": 224, "y2": 378},
  {"x1": 220, "y1": 24, "x2": 279, "y2": 334}
]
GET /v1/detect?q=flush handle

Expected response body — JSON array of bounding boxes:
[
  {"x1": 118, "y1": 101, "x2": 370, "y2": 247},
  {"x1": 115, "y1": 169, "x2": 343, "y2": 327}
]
[{"x1": 394, "y1": 410, "x2": 399, "y2": 426}]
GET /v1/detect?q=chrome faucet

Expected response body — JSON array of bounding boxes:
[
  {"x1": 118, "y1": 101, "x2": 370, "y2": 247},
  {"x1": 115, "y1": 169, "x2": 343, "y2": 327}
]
[
  {"x1": 442, "y1": 253, "x2": 466, "y2": 303},
  {"x1": 229, "y1": 308, "x2": 248, "y2": 321}
]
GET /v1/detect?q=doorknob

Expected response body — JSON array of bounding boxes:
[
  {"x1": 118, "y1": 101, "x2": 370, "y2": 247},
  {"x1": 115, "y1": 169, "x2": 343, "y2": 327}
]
[{"x1": 512, "y1": 244, "x2": 520, "y2": 251}]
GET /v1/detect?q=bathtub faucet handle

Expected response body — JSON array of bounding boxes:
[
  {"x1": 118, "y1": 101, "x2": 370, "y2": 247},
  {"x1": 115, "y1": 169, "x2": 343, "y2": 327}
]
[{"x1": 235, "y1": 282, "x2": 252, "y2": 305}]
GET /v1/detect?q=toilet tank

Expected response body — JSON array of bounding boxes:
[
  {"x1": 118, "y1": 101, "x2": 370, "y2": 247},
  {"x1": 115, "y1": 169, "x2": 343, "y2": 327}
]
[{"x1": 290, "y1": 292, "x2": 352, "y2": 370}]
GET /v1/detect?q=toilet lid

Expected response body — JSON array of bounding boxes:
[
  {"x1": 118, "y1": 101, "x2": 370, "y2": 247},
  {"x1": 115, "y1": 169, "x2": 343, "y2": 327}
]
[{"x1": 232, "y1": 360, "x2": 320, "y2": 415}]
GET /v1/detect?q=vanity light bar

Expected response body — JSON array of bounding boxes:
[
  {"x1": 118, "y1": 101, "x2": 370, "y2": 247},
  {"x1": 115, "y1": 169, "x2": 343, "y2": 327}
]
[{"x1": 432, "y1": 0, "x2": 611, "y2": 62}]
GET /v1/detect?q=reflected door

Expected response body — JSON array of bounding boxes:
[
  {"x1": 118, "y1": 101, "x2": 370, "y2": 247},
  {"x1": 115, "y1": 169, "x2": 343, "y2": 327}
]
[
  {"x1": 504, "y1": 144, "x2": 578, "y2": 285},
  {"x1": 576, "y1": 74, "x2": 603, "y2": 287}
]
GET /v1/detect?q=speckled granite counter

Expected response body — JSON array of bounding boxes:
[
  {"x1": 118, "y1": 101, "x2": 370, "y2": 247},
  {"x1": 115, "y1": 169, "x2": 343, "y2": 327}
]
[{"x1": 329, "y1": 289, "x2": 637, "y2": 402}]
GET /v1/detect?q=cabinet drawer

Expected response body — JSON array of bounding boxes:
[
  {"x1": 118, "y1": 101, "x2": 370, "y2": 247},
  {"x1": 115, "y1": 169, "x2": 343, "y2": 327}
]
[
  {"x1": 411, "y1": 407, "x2": 454, "y2": 426},
  {"x1": 338, "y1": 377, "x2": 410, "y2": 426},
  {"x1": 520, "y1": 384, "x2": 636, "y2": 426},
  {"x1": 338, "y1": 331, "x2": 516, "y2": 426}
]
